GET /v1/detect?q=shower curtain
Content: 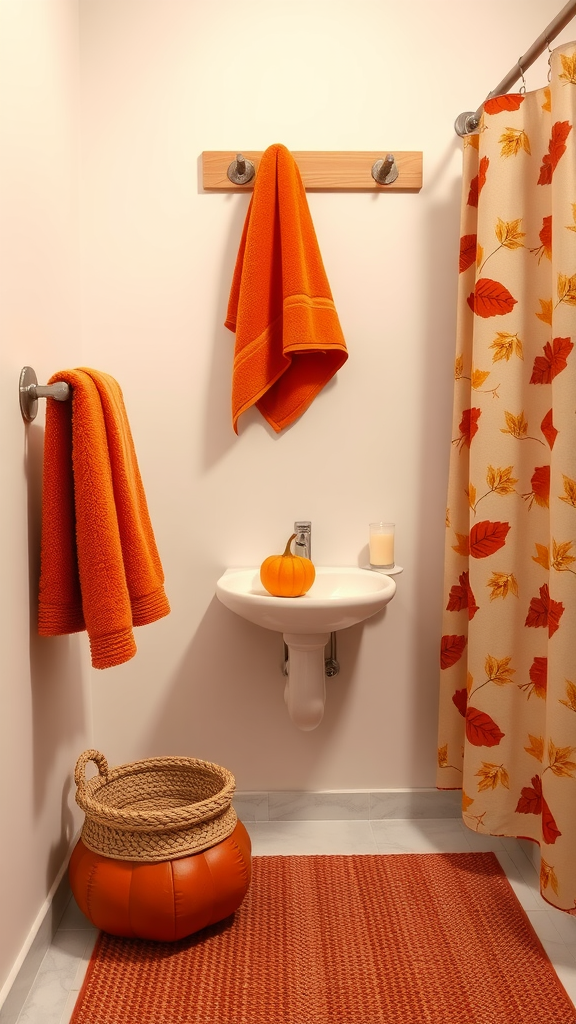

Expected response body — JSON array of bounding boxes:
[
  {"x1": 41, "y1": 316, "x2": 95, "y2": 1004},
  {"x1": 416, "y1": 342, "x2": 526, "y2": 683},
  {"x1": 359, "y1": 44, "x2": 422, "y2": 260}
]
[{"x1": 438, "y1": 41, "x2": 576, "y2": 912}]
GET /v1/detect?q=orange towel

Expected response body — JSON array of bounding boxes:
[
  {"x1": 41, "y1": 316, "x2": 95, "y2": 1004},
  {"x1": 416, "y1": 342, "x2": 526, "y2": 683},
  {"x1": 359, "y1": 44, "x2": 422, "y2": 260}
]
[
  {"x1": 225, "y1": 143, "x2": 348, "y2": 433},
  {"x1": 38, "y1": 368, "x2": 170, "y2": 669}
]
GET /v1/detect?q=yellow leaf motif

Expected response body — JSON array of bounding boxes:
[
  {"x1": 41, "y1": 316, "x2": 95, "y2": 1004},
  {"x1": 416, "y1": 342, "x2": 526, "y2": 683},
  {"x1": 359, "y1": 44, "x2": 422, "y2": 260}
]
[
  {"x1": 525, "y1": 734, "x2": 544, "y2": 762},
  {"x1": 536, "y1": 298, "x2": 553, "y2": 325},
  {"x1": 471, "y1": 368, "x2": 490, "y2": 389},
  {"x1": 548, "y1": 740, "x2": 576, "y2": 778},
  {"x1": 486, "y1": 465, "x2": 518, "y2": 495},
  {"x1": 558, "y1": 273, "x2": 576, "y2": 306},
  {"x1": 485, "y1": 654, "x2": 515, "y2": 685},
  {"x1": 495, "y1": 217, "x2": 526, "y2": 249},
  {"x1": 499, "y1": 128, "x2": 531, "y2": 158},
  {"x1": 452, "y1": 533, "x2": 469, "y2": 557},
  {"x1": 567, "y1": 204, "x2": 576, "y2": 234},
  {"x1": 467, "y1": 672, "x2": 473, "y2": 695},
  {"x1": 501, "y1": 411, "x2": 528, "y2": 438},
  {"x1": 476, "y1": 762, "x2": 510, "y2": 792},
  {"x1": 464, "y1": 133, "x2": 480, "y2": 150},
  {"x1": 532, "y1": 543, "x2": 550, "y2": 570},
  {"x1": 454, "y1": 354, "x2": 464, "y2": 379},
  {"x1": 552, "y1": 539, "x2": 576, "y2": 571},
  {"x1": 489, "y1": 332, "x2": 523, "y2": 362},
  {"x1": 466, "y1": 483, "x2": 477, "y2": 509},
  {"x1": 438, "y1": 744, "x2": 448, "y2": 768},
  {"x1": 476, "y1": 243, "x2": 484, "y2": 267},
  {"x1": 462, "y1": 792, "x2": 474, "y2": 811},
  {"x1": 541, "y1": 858, "x2": 559, "y2": 896},
  {"x1": 560, "y1": 476, "x2": 576, "y2": 507},
  {"x1": 559, "y1": 680, "x2": 576, "y2": 713},
  {"x1": 487, "y1": 571, "x2": 519, "y2": 600},
  {"x1": 559, "y1": 52, "x2": 576, "y2": 85}
]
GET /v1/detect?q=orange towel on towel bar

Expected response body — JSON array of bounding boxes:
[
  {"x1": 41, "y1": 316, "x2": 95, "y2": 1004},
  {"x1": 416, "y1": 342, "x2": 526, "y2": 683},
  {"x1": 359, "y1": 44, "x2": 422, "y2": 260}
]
[
  {"x1": 38, "y1": 368, "x2": 170, "y2": 669},
  {"x1": 225, "y1": 143, "x2": 348, "y2": 433}
]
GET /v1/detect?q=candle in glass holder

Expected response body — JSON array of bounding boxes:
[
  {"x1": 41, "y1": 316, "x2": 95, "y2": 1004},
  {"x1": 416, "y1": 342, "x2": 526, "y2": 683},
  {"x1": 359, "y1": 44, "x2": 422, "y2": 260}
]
[{"x1": 369, "y1": 522, "x2": 395, "y2": 569}]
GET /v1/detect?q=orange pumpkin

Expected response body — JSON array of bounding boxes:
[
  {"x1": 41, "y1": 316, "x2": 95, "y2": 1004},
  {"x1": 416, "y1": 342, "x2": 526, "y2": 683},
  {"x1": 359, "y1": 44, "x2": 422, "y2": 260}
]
[
  {"x1": 260, "y1": 533, "x2": 315, "y2": 597},
  {"x1": 68, "y1": 820, "x2": 252, "y2": 941}
]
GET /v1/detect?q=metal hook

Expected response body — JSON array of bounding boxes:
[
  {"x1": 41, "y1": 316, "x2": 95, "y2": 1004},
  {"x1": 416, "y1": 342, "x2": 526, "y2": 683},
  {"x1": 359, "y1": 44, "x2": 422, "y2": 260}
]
[
  {"x1": 517, "y1": 60, "x2": 527, "y2": 94},
  {"x1": 371, "y1": 153, "x2": 399, "y2": 186},
  {"x1": 19, "y1": 366, "x2": 70, "y2": 422},
  {"x1": 227, "y1": 153, "x2": 255, "y2": 185}
]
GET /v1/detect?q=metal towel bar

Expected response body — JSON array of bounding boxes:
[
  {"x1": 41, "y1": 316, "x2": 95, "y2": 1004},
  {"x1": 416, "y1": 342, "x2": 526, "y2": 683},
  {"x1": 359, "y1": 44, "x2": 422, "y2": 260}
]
[{"x1": 19, "y1": 366, "x2": 70, "y2": 422}]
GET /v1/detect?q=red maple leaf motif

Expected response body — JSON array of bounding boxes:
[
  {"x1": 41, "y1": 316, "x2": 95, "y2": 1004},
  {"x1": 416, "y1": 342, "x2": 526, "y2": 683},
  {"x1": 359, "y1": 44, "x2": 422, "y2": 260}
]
[
  {"x1": 538, "y1": 121, "x2": 573, "y2": 185},
  {"x1": 452, "y1": 688, "x2": 468, "y2": 717},
  {"x1": 459, "y1": 234, "x2": 477, "y2": 273},
  {"x1": 458, "y1": 408, "x2": 481, "y2": 448},
  {"x1": 465, "y1": 707, "x2": 505, "y2": 747},
  {"x1": 484, "y1": 94, "x2": 525, "y2": 114},
  {"x1": 530, "y1": 465, "x2": 550, "y2": 507},
  {"x1": 516, "y1": 774, "x2": 542, "y2": 815},
  {"x1": 525, "y1": 584, "x2": 565, "y2": 637},
  {"x1": 529, "y1": 656, "x2": 547, "y2": 696},
  {"x1": 541, "y1": 409, "x2": 558, "y2": 449},
  {"x1": 467, "y1": 156, "x2": 489, "y2": 207},
  {"x1": 469, "y1": 521, "x2": 510, "y2": 558},
  {"x1": 440, "y1": 634, "x2": 467, "y2": 670},
  {"x1": 539, "y1": 215, "x2": 552, "y2": 258},
  {"x1": 530, "y1": 337, "x2": 574, "y2": 384},
  {"x1": 515, "y1": 775, "x2": 561, "y2": 842},
  {"x1": 467, "y1": 278, "x2": 517, "y2": 318},
  {"x1": 446, "y1": 571, "x2": 479, "y2": 620}
]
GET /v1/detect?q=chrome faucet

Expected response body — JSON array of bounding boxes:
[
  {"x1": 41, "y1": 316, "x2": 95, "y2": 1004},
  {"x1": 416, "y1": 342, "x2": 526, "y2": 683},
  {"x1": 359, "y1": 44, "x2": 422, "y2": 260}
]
[{"x1": 294, "y1": 521, "x2": 311, "y2": 560}]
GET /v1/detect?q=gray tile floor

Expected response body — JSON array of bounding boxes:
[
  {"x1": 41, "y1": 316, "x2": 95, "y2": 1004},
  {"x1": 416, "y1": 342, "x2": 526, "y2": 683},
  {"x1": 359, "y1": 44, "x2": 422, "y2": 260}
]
[{"x1": 10, "y1": 818, "x2": 576, "y2": 1022}]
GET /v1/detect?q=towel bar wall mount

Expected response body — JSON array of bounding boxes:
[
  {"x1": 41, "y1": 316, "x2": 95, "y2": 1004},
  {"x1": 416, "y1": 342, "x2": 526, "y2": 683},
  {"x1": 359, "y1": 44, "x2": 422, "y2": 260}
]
[{"x1": 19, "y1": 366, "x2": 70, "y2": 423}]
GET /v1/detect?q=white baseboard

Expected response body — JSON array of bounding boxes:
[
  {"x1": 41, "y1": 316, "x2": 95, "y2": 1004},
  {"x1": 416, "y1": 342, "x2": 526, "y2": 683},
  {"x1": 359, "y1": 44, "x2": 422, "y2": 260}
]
[
  {"x1": 232, "y1": 787, "x2": 462, "y2": 822},
  {"x1": 0, "y1": 831, "x2": 80, "y2": 1024}
]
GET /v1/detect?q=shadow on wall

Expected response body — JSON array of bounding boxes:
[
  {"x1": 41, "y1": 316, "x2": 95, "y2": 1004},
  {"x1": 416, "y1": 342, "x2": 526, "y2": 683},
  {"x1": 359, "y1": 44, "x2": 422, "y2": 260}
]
[
  {"x1": 141, "y1": 594, "x2": 368, "y2": 781},
  {"x1": 408, "y1": 138, "x2": 462, "y2": 777},
  {"x1": 25, "y1": 421, "x2": 88, "y2": 864},
  {"x1": 201, "y1": 175, "x2": 251, "y2": 470}
]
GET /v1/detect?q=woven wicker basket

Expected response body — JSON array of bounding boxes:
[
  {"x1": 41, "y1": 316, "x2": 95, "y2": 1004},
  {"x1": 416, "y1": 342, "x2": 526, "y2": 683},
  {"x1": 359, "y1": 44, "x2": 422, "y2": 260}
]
[{"x1": 74, "y1": 749, "x2": 237, "y2": 862}]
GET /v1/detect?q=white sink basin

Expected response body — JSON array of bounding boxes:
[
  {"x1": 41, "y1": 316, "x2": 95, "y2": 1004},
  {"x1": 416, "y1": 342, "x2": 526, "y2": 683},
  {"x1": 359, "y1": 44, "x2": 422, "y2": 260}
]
[
  {"x1": 216, "y1": 566, "x2": 396, "y2": 634},
  {"x1": 216, "y1": 566, "x2": 397, "y2": 731}
]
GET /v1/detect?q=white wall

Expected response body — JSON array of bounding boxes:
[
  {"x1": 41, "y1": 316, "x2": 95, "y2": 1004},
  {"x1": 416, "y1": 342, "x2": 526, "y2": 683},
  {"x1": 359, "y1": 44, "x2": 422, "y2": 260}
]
[
  {"x1": 2, "y1": 0, "x2": 574, "y2": 1003},
  {"x1": 80, "y1": 0, "x2": 575, "y2": 791},
  {"x1": 0, "y1": 0, "x2": 91, "y2": 1002}
]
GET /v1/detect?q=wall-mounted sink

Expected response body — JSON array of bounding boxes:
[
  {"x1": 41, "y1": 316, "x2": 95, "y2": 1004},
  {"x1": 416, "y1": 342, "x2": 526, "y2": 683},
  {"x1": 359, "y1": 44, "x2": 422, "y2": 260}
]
[{"x1": 216, "y1": 567, "x2": 396, "y2": 730}]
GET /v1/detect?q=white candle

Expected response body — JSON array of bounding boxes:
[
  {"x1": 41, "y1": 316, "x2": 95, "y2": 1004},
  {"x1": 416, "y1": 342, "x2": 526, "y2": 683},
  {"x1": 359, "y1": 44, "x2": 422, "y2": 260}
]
[{"x1": 369, "y1": 523, "x2": 395, "y2": 567}]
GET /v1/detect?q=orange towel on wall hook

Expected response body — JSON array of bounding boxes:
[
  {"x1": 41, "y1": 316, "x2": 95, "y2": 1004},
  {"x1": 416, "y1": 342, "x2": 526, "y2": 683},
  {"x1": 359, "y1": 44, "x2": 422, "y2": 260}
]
[
  {"x1": 38, "y1": 368, "x2": 170, "y2": 669},
  {"x1": 225, "y1": 143, "x2": 348, "y2": 433}
]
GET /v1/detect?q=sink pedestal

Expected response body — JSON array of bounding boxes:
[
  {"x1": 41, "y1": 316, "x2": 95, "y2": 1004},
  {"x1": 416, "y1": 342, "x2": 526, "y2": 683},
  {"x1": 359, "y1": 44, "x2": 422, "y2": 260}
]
[
  {"x1": 283, "y1": 631, "x2": 330, "y2": 731},
  {"x1": 216, "y1": 566, "x2": 397, "y2": 729}
]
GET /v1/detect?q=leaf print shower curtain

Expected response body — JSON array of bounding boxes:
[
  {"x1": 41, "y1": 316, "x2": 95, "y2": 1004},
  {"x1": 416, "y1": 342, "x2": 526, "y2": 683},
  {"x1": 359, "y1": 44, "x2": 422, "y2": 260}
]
[{"x1": 438, "y1": 41, "x2": 576, "y2": 912}]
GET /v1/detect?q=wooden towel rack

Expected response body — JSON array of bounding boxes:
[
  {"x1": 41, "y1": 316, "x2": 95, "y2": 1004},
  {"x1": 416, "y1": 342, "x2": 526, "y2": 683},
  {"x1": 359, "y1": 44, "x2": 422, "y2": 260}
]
[{"x1": 201, "y1": 150, "x2": 423, "y2": 193}]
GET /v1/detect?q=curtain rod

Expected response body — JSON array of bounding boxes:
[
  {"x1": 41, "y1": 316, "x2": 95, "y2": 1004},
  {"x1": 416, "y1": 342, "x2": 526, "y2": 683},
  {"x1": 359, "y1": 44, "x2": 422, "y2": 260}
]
[{"x1": 454, "y1": 0, "x2": 576, "y2": 136}]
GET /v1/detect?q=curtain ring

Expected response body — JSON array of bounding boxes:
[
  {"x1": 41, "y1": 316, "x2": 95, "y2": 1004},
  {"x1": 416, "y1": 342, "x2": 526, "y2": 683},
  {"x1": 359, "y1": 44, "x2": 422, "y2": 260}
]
[
  {"x1": 517, "y1": 60, "x2": 527, "y2": 94},
  {"x1": 546, "y1": 40, "x2": 552, "y2": 82}
]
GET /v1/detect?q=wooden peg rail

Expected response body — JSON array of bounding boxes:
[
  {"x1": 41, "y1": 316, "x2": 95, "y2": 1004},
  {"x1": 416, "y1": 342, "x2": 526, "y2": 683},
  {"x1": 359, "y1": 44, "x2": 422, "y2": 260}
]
[{"x1": 202, "y1": 151, "x2": 423, "y2": 193}]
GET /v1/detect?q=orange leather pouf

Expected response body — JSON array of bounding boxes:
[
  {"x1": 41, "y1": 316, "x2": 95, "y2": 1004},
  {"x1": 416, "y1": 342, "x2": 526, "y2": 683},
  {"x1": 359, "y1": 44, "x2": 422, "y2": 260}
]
[{"x1": 69, "y1": 819, "x2": 251, "y2": 941}]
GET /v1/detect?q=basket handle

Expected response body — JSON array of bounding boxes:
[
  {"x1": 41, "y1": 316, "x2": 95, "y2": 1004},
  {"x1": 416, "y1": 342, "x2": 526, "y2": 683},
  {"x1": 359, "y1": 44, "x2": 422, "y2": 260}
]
[{"x1": 74, "y1": 749, "x2": 109, "y2": 790}]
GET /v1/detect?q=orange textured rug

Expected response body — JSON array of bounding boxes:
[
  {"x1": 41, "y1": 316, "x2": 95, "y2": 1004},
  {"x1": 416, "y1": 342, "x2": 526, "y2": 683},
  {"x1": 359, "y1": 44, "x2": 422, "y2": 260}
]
[{"x1": 70, "y1": 852, "x2": 576, "y2": 1024}]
